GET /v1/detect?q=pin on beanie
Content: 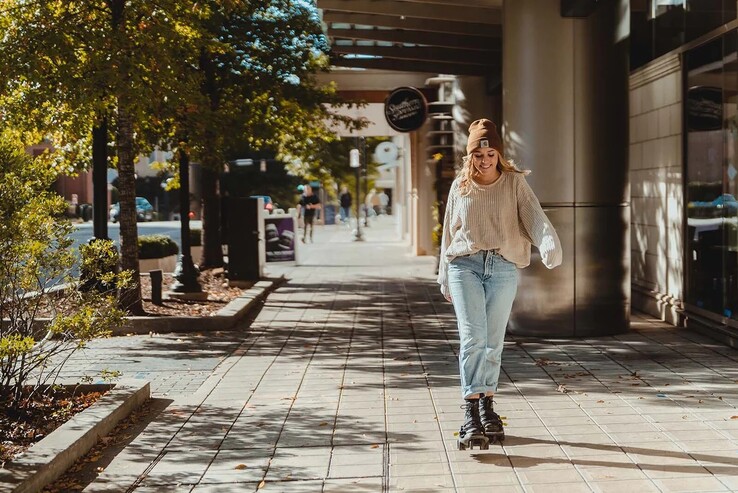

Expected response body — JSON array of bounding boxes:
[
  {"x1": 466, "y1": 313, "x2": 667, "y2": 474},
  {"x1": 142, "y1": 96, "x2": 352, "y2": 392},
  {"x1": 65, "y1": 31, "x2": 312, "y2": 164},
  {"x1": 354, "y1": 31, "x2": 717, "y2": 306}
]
[{"x1": 466, "y1": 119, "x2": 503, "y2": 155}]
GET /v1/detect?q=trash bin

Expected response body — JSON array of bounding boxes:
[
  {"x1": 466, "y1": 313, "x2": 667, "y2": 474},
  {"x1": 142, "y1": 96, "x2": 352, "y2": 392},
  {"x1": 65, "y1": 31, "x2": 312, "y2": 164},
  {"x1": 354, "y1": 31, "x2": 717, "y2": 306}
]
[
  {"x1": 323, "y1": 204, "x2": 337, "y2": 225},
  {"x1": 81, "y1": 204, "x2": 93, "y2": 222},
  {"x1": 226, "y1": 196, "x2": 265, "y2": 282}
]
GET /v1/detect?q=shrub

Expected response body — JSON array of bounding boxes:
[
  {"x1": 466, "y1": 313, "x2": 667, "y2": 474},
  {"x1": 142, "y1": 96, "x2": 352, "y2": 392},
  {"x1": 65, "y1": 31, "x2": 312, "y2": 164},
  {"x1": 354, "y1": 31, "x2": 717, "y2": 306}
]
[
  {"x1": 138, "y1": 234, "x2": 179, "y2": 259},
  {"x1": 0, "y1": 133, "x2": 130, "y2": 408}
]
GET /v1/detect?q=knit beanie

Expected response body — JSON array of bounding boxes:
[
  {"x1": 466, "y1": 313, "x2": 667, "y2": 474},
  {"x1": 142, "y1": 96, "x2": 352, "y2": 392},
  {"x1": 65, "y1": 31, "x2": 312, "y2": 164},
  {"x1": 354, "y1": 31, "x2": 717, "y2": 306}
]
[{"x1": 466, "y1": 118, "x2": 503, "y2": 155}]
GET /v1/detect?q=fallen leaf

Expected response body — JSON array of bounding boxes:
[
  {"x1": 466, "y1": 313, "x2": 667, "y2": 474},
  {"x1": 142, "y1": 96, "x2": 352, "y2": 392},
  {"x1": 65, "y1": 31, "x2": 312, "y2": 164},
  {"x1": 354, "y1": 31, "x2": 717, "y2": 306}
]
[
  {"x1": 258, "y1": 480, "x2": 266, "y2": 489},
  {"x1": 235, "y1": 464, "x2": 247, "y2": 470}
]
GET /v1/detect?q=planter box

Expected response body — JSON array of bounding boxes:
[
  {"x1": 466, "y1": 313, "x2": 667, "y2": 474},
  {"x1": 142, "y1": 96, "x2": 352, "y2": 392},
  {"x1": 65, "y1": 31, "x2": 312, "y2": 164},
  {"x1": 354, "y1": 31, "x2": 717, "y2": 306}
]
[{"x1": 0, "y1": 380, "x2": 150, "y2": 493}]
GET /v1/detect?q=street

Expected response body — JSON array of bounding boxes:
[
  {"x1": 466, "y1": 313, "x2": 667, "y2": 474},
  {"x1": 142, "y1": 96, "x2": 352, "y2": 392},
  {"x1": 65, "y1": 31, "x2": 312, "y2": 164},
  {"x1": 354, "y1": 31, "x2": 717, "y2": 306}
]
[{"x1": 70, "y1": 220, "x2": 203, "y2": 250}]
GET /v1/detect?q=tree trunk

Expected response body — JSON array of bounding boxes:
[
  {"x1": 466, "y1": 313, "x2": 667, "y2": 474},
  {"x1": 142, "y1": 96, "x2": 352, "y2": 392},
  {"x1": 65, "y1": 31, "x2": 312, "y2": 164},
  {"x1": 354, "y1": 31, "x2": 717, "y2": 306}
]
[
  {"x1": 200, "y1": 165, "x2": 223, "y2": 269},
  {"x1": 198, "y1": 49, "x2": 224, "y2": 270},
  {"x1": 115, "y1": 106, "x2": 144, "y2": 314},
  {"x1": 92, "y1": 117, "x2": 109, "y2": 240}
]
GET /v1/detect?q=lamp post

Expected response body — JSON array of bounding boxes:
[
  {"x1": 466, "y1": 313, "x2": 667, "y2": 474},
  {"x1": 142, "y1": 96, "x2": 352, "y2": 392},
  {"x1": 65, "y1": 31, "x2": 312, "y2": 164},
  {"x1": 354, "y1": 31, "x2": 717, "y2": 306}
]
[
  {"x1": 170, "y1": 144, "x2": 203, "y2": 295},
  {"x1": 361, "y1": 137, "x2": 370, "y2": 228},
  {"x1": 349, "y1": 146, "x2": 364, "y2": 241}
]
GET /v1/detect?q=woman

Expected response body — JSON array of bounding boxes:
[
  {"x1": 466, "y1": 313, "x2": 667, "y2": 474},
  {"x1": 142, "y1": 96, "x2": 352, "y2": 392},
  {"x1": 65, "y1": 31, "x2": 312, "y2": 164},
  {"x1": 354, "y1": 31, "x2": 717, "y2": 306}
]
[{"x1": 437, "y1": 118, "x2": 562, "y2": 450}]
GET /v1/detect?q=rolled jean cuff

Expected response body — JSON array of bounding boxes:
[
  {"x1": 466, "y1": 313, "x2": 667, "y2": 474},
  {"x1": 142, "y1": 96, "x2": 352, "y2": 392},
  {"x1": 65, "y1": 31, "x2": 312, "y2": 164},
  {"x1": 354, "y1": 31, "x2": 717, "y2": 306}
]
[{"x1": 462, "y1": 385, "x2": 497, "y2": 400}]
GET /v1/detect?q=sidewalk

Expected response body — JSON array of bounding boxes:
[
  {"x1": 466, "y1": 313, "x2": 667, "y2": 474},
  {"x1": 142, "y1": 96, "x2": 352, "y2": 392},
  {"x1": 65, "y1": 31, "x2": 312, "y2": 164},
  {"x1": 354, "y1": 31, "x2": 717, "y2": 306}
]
[{"x1": 65, "y1": 216, "x2": 738, "y2": 492}]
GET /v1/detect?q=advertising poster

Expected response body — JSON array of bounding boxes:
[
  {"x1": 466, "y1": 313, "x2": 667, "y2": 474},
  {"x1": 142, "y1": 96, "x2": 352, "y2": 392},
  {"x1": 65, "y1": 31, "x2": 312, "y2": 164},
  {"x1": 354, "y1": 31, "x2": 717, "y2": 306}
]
[{"x1": 264, "y1": 216, "x2": 296, "y2": 262}]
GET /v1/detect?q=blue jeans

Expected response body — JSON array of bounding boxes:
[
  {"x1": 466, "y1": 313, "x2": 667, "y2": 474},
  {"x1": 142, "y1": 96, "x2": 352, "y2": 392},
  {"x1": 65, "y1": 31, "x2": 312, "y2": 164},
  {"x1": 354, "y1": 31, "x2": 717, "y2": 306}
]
[
  {"x1": 340, "y1": 206, "x2": 351, "y2": 221},
  {"x1": 448, "y1": 250, "x2": 518, "y2": 399}
]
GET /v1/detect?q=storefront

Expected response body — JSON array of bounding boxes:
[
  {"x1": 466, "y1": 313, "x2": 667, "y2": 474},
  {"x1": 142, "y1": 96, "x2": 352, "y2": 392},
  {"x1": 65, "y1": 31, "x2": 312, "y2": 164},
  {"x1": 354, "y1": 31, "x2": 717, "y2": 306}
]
[
  {"x1": 684, "y1": 29, "x2": 738, "y2": 340},
  {"x1": 631, "y1": 1, "x2": 738, "y2": 344}
]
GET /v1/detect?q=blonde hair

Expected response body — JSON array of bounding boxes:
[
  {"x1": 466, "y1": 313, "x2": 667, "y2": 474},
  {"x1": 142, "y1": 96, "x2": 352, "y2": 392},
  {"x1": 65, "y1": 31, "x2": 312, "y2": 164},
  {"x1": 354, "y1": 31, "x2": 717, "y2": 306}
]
[{"x1": 457, "y1": 153, "x2": 529, "y2": 196}]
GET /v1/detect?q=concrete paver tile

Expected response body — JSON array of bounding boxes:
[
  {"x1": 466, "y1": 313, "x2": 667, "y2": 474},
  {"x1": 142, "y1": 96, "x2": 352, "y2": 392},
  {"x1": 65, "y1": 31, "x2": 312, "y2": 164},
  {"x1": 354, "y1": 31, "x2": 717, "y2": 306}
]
[
  {"x1": 453, "y1": 471, "x2": 521, "y2": 487},
  {"x1": 329, "y1": 463, "x2": 383, "y2": 478},
  {"x1": 456, "y1": 486, "x2": 525, "y2": 493},
  {"x1": 191, "y1": 484, "x2": 258, "y2": 492},
  {"x1": 652, "y1": 476, "x2": 730, "y2": 492},
  {"x1": 676, "y1": 440, "x2": 738, "y2": 452},
  {"x1": 265, "y1": 446, "x2": 331, "y2": 481},
  {"x1": 389, "y1": 474, "x2": 454, "y2": 490},
  {"x1": 505, "y1": 454, "x2": 576, "y2": 470},
  {"x1": 141, "y1": 450, "x2": 217, "y2": 486},
  {"x1": 524, "y1": 482, "x2": 594, "y2": 493},
  {"x1": 517, "y1": 466, "x2": 585, "y2": 484},
  {"x1": 589, "y1": 479, "x2": 661, "y2": 492},
  {"x1": 323, "y1": 477, "x2": 383, "y2": 492},
  {"x1": 133, "y1": 486, "x2": 194, "y2": 492},
  {"x1": 255, "y1": 479, "x2": 324, "y2": 491},
  {"x1": 389, "y1": 451, "x2": 448, "y2": 465},
  {"x1": 199, "y1": 449, "x2": 271, "y2": 484}
]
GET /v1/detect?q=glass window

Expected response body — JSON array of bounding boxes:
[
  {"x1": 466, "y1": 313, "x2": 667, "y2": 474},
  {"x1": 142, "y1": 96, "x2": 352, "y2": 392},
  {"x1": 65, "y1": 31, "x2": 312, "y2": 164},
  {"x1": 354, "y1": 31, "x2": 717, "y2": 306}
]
[
  {"x1": 652, "y1": 0, "x2": 686, "y2": 57},
  {"x1": 686, "y1": 1, "x2": 734, "y2": 42},
  {"x1": 685, "y1": 32, "x2": 738, "y2": 318},
  {"x1": 631, "y1": 6, "x2": 654, "y2": 70},
  {"x1": 630, "y1": 1, "x2": 737, "y2": 71}
]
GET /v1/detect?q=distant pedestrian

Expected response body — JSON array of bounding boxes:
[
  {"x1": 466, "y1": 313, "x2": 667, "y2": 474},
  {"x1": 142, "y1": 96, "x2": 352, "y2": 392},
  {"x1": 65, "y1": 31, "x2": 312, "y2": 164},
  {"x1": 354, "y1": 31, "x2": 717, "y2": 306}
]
[
  {"x1": 339, "y1": 186, "x2": 352, "y2": 223},
  {"x1": 437, "y1": 118, "x2": 562, "y2": 450},
  {"x1": 365, "y1": 188, "x2": 379, "y2": 217},
  {"x1": 378, "y1": 191, "x2": 389, "y2": 215},
  {"x1": 297, "y1": 184, "x2": 321, "y2": 243}
]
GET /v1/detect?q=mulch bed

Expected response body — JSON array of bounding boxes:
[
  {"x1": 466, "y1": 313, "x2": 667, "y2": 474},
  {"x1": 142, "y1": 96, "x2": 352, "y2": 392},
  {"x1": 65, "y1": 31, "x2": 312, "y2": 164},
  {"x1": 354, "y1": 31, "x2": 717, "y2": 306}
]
[
  {"x1": 0, "y1": 389, "x2": 106, "y2": 464},
  {"x1": 140, "y1": 268, "x2": 248, "y2": 317}
]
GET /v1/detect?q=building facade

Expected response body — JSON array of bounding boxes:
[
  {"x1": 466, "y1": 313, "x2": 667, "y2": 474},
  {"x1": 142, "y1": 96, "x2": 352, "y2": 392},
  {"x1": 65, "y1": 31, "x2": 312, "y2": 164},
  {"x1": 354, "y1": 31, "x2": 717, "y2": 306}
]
[{"x1": 318, "y1": 0, "x2": 738, "y2": 346}]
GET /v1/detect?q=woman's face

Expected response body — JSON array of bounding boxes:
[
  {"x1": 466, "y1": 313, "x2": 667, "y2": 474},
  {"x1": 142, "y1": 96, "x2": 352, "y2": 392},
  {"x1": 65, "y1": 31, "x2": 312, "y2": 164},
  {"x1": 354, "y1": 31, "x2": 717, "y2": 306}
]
[{"x1": 470, "y1": 147, "x2": 499, "y2": 179}]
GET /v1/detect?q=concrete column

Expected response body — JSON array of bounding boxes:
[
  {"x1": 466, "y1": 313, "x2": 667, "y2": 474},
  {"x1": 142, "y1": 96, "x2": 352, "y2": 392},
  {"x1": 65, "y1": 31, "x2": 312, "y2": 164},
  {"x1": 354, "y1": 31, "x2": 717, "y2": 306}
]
[{"x1": 503, "y1": 0, "x2": 630, "y2": 336}]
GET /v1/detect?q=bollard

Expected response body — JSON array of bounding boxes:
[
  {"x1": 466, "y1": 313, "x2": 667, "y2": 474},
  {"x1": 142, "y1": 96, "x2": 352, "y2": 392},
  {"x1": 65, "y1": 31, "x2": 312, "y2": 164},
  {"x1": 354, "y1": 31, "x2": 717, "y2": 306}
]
[{"x1": 150, "y1": 269, "x2": 163, "y2": 305}]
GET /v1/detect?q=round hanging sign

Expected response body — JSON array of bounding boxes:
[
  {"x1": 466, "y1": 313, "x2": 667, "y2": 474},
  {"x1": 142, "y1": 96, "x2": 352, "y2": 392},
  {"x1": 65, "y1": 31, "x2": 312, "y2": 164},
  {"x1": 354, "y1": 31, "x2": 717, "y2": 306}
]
[{"x1": 384, "y1": 87, "x2": 428, "y2": 132}]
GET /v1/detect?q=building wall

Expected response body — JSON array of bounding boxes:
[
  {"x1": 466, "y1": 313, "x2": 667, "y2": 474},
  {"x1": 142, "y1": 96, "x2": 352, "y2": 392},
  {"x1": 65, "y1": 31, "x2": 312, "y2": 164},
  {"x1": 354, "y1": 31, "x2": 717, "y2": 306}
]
[{"x1": 629, "y1": 54, "x2": 684, "y2": 325}]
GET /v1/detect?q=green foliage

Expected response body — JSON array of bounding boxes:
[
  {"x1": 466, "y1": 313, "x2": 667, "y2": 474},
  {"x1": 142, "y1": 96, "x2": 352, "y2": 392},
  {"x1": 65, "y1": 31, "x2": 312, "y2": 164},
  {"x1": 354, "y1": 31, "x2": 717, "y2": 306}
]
[
  {"x1": 138, "y1": 235, "x2": 179, "y2": 260},
  {"x1": 0, "y1": 133, "x2": 129, "y2": 408}
]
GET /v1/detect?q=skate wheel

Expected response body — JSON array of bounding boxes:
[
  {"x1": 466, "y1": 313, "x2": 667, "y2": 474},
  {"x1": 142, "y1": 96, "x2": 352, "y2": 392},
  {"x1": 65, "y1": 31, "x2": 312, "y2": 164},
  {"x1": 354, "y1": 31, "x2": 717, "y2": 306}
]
[
  {"x1": 457, "y1": 440, "x2": 466, "y2": 451},
  {"x1": 480, "y1": 440, "x2": 490, "y2": 450}
]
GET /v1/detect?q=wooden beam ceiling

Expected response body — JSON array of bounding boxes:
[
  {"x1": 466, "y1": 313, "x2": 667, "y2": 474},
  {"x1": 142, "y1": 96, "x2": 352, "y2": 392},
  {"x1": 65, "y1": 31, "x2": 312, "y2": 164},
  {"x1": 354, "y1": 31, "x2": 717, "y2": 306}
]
[
  {"x1": 327, "y1": 28, "x2": 500, "y2": 51},
  {"x1": 322, "y1": 11, "x2": 500, "y2": 38},
  {"x1": 331, "y1": 55, "x2": 497, "y2": 76},
  {"x1": 318, "y1": 0, "x2": 502, "y2": 76},
  {"x1": 331, "y1": 45, "x2": 501, "y2": 66},
  {"x1": 318, "y1": 0, "x2": 501, "y2": 25}
]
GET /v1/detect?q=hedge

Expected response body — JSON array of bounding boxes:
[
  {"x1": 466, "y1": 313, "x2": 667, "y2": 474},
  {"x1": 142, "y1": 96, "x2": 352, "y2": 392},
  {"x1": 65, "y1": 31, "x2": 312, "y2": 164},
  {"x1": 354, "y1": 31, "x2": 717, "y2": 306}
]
[{"x1": 138, "y1": 234, "x2": 179, "y2": 259}]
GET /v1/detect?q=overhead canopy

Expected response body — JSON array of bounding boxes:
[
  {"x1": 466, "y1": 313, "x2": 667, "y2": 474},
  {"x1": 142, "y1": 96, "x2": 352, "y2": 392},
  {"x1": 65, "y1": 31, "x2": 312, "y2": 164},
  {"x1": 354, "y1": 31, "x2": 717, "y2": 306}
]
[{"x1": 317, "y1": 0, "x2": 502, "y2": 77}]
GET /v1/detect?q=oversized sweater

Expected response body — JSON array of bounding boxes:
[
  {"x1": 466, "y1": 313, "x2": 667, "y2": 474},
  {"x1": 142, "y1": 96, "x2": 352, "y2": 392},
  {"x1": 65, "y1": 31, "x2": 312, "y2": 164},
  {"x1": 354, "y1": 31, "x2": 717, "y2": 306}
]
[{"x1": 437, "y1": 171, "x2": 563, "y2": 298}]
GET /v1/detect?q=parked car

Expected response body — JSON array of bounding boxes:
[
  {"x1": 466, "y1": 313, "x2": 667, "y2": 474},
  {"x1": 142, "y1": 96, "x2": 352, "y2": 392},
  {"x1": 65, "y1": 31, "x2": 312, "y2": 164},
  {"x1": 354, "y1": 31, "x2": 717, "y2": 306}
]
[{"x1": 109, "y1": 197, "x2": 155, "y2": 223}]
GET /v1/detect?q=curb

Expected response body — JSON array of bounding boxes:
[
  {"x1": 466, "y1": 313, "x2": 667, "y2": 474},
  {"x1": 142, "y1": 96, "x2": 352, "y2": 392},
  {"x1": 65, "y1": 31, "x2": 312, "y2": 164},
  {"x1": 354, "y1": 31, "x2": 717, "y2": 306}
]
[
  {"x1": 1, "y1": 379, "x2": 150, "y2": 493},
  {"x1": 113, "y1": 276, "x2": 284, "y2": 335}
]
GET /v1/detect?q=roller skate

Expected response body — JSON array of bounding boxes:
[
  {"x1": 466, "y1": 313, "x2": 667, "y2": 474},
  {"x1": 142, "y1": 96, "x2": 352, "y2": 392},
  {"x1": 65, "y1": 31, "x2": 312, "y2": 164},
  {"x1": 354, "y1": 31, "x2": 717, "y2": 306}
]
[
  {"x1": 457, "y1": 396, "x2": 490, "y2": 450},
  {"x1": 479, "y1": 395, "x2": 505, "y2": 444}
]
